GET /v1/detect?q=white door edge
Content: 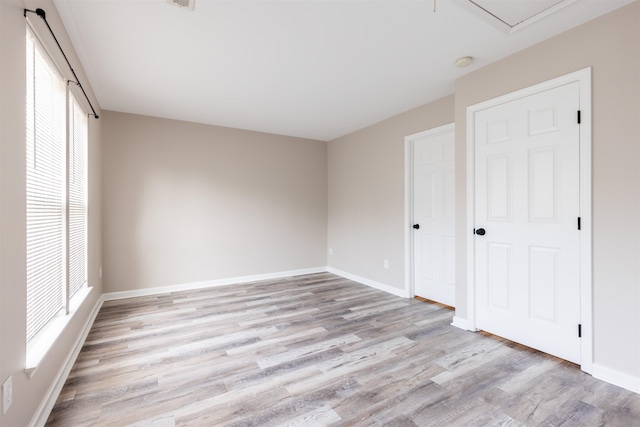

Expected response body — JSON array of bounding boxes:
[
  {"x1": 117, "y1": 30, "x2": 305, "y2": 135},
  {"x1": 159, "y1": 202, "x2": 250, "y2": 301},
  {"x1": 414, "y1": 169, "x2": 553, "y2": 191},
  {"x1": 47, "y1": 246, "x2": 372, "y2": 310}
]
[
  {"x1": 404, "y1": 123, "x2": 456, "y2": 299},
  {"x1": 465, "y1": 67, "x2": 592, "y2": 373}
]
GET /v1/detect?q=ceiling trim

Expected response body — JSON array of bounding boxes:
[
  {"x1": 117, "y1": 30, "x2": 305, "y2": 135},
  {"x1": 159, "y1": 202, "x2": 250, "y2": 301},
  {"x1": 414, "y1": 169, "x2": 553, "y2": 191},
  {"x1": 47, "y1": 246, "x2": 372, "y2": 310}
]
[{"x1": 452, "y1": 0, "x2": 580, "y2": 34}]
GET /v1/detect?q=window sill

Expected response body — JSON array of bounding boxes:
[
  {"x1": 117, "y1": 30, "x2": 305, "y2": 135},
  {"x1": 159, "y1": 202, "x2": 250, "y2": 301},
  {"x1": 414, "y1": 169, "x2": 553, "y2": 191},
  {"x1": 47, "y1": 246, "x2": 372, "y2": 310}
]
[{"x1": 25, "y1": 286, "x2": 93, "y2": 379}]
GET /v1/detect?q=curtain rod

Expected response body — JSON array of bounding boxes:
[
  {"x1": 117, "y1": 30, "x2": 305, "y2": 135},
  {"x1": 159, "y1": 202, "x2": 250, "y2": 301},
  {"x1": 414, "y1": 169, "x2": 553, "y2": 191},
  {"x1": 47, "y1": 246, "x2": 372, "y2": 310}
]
[{"x1": 24, "y1": 8, "x2": 99, "y2": 119}]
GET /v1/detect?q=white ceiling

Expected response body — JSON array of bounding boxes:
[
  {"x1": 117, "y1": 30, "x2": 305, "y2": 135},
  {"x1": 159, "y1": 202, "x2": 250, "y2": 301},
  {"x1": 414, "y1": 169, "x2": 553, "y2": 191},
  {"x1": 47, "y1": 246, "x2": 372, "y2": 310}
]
[{"x1": 52, "y1": 0, "x2": 634, "y2": 141}]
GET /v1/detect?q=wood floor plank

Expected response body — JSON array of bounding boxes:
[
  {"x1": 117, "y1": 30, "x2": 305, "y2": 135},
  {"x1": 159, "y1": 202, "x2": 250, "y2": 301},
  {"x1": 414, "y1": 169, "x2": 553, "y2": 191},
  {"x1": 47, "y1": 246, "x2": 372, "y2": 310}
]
[{"x1": 46, "y1": 273, "x2": 640, "y2": 426}]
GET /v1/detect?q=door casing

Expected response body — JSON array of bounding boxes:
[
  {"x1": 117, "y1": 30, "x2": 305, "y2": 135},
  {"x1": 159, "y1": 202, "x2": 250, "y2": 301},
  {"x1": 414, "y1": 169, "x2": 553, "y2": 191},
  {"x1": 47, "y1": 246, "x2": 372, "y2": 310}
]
[{"x1": 464, "y1": 68, "x2": 593, "y2": 373}]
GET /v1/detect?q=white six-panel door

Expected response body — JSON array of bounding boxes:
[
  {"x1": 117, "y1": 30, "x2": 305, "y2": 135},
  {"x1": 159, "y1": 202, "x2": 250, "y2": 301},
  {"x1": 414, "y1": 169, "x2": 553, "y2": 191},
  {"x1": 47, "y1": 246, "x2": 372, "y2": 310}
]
[
  {"x1": 474, "y1": 82, "x2": 581, "y2": 363},
  {"x1": 413, "y1": 125, "x2": 455, "y2": 306}
]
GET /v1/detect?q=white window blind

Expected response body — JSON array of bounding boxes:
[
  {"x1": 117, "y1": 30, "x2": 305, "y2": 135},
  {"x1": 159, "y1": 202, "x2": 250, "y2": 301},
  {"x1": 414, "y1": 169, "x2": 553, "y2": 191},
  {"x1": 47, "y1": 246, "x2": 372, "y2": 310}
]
[
  {"x1": 26, "y1": 29, "x2": 66, "y2": 342},
  {"x1": 26, "y1": 27, "x2": 89, "y2": 343},
  {"x1": 68, "y1": 94, "x2": 88, "y2": 299}
]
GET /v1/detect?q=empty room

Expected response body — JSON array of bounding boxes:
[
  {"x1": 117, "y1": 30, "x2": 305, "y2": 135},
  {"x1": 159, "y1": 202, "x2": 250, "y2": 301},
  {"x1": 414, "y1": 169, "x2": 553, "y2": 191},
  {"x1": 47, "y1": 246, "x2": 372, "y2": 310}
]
[{"x1": 1, "y1": 0, "x2": 639, "y2": 425}]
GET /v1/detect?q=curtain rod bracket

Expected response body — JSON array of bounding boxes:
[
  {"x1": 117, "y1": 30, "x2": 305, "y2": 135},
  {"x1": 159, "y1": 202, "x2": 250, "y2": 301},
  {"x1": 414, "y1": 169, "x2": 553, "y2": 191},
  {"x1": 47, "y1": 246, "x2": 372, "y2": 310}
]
[
  {"x1": 24, "y1": 8, "x2": 46, "y2": 19},
  {"x1": 24, "y1": 8, "x2": 99, "y2": 120}
]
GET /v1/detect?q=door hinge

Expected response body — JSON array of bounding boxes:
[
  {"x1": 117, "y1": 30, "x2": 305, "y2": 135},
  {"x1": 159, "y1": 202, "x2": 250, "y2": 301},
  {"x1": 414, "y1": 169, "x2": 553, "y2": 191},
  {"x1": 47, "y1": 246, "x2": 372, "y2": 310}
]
[
  {"x1": 578, "y1": 324, "x2": 582, "y2": 338},
  {"x1": 577, "y1": 217, "x2": 581, "y2": 230},
  {"x1": 577, "y1": 110, "x2": 581, "y2": 124}
]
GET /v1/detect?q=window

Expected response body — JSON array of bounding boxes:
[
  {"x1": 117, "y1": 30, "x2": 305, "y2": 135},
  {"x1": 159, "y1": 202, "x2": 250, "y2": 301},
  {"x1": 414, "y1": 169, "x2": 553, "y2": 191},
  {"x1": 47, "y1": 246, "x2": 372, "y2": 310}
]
[{"x1": 26, "y1": 27, "x2": 88, "y2": 346}]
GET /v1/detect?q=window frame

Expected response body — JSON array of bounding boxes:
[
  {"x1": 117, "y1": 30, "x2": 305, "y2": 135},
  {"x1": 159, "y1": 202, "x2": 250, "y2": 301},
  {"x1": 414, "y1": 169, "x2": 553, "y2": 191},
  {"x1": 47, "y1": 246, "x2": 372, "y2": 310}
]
[{"x1": 25, "y1": 25, "x2": 92, "y2": 376}]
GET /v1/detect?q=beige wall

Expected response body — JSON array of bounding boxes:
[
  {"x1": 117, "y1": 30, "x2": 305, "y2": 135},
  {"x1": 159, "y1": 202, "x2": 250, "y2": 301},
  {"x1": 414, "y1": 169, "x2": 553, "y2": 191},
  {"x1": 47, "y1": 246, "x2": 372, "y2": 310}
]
[
  {"x1": 328, "y1": 96, "x2": 455, "y2": 290},
  {"x1": 101, "y1": 112, "x2": 327, "y2": 293},
  {"x1": 0, "y1": 1, "x2": 103, "y2": 426},
  {"x1": 455, "y1": 2, "x2": 640, "y2": 380}
]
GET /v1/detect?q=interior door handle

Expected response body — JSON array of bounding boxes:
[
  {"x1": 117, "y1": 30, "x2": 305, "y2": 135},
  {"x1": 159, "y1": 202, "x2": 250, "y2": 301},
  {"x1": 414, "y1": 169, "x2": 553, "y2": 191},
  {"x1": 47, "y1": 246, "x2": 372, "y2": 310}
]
[
  {"x1": 413, "y1": 224, "x2": 420, "y2": 229},
  {"x1": 475, "y1": 228, "x2": 486, "y2": 236}
]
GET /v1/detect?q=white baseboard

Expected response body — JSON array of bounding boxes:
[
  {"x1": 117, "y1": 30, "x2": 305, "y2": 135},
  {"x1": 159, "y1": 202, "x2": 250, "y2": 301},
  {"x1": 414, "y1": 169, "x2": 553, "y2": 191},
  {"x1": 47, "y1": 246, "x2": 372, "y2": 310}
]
[
  {"x1": 592, "y1": 363, "x2": 640, "y2": 394},
  {"x1": 102, "y1": 267, "x2": 328, "y2": 301},
  {"x1": 327, "y1": 267, "x2": 409, "y2": 298},
  {"x1": 102, "y1": 266, "x2": 410, "y2": 302},
  {"x1": 451, "y1": 315, "x2": 476, "y2": 331},
  {"x1": 29, "y1": 296, "x2": 104, "y2": 427}
]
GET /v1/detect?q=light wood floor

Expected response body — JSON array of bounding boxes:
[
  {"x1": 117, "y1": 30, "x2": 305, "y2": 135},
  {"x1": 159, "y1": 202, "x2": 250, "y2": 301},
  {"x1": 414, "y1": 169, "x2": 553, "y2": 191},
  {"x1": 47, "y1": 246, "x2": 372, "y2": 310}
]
[{"x1": 46, "y1": 273, "x2": 640, "y2": 426}]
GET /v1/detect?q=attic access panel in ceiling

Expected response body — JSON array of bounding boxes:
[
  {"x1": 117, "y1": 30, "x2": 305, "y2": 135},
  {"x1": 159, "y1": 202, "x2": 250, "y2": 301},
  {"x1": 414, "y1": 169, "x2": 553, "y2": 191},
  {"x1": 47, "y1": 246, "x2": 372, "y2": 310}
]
[
  {"x1": 167, "y1": 0, "x2": 195, "y2": 11},
  {"x1": 453, "y1": 0, "x2": 579, "y2": 33}
]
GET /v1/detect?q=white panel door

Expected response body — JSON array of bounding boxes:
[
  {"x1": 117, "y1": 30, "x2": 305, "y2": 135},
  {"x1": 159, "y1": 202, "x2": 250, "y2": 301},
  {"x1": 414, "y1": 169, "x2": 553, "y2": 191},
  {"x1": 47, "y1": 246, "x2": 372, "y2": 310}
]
[
  {"x1": 474, "y1": 82, "x2": 581, "y2": 363},
  {"x1": 413, "y1": 125, "x2": 455, "y2": 306}
]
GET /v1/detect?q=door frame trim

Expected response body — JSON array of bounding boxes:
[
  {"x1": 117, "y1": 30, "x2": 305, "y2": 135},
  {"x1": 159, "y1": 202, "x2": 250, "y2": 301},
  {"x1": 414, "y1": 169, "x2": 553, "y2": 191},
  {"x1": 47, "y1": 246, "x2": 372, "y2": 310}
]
[
  {"x1": 465, "y1": 67, "x2": 593, "y2": 373},
  {"x1": 404, "y1": 123, "x2": 455, "y2": 299}
]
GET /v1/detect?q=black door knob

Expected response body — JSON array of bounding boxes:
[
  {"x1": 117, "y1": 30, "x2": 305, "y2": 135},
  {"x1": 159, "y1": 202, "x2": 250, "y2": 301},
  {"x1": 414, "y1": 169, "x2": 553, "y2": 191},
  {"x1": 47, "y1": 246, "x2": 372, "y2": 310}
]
[
  {"x1": 413, "y1": 224, "x2": 420, "y2": 229},
  {"x1": 476, "y1": 228, "x2": 486, "y2": 236}
]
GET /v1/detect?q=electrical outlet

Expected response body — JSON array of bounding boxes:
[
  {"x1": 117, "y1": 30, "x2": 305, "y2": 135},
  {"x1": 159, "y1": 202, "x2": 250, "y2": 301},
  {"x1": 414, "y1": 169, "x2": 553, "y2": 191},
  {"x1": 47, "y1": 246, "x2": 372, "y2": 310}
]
[
  {"x1": 329, "y1": 248, "x2": 333, "y2": 256},
  {"x1": 384, "y1": 259, "x2": 389, "y2": 269},
  {"x1": 99, "y1": 267, "x2": 103, "y2": 278},
  {"x1": 2, "y1": 375, "x2": 12, "y2": 414}
]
